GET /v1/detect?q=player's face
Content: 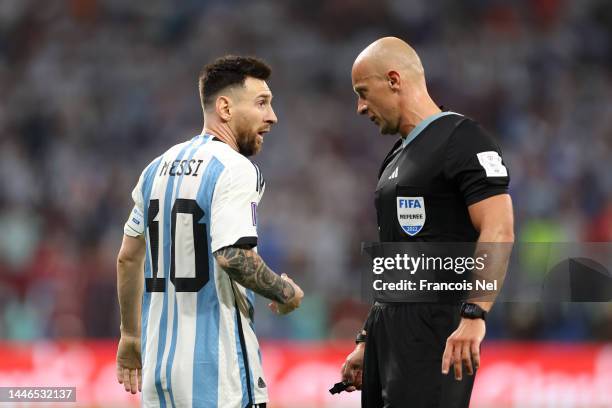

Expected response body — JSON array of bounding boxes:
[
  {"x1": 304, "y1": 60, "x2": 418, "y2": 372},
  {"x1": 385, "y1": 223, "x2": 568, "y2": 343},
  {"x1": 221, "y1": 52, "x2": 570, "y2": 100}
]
[
  {"x1": 352, "y1": 63, "x2": 401, "y2": 135},
  {"x1": 230, "y1": 77, "x2": 277, "y2": 157}
]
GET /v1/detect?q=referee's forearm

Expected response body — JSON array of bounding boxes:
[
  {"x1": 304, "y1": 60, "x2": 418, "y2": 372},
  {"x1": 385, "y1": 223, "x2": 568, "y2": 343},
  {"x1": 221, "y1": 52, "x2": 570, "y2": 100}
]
[
  {"x1": 117, "y1": 256, "x2": 144, "y2": 337},
  {"x1": 473, "y1": 226, "x2": 514, "y2": 312}
]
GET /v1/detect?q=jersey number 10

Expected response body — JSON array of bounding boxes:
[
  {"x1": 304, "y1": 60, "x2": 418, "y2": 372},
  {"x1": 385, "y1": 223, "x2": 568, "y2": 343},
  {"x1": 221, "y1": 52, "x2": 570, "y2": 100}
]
[{"x1": 145, "y1": 198, "x2": 209, "y2": 293}]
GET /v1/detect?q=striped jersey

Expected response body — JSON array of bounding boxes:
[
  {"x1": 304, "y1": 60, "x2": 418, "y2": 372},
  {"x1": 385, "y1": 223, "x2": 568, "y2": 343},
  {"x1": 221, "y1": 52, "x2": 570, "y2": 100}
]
[{"x1": 123, "y1": 134, "x2": 268, "y2": 408}]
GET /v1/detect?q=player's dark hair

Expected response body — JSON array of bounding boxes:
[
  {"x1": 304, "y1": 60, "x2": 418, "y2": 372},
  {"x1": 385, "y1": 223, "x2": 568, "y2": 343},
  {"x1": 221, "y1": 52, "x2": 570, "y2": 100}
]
[{"x1": 199, "y1": 55, "x2": 272, "y2": 110}]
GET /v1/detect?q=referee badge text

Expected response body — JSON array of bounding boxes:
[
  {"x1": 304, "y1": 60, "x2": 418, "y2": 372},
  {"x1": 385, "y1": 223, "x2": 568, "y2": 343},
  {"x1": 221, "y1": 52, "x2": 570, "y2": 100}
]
[{"x1": 396, "y1": 197, "x2": 425, "y2": 236}]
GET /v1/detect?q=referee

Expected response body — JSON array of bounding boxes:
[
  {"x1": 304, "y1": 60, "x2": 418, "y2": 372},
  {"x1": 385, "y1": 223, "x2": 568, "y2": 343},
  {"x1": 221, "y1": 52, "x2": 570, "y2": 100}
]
[{"x1": 340, "y1": 37, "x2": 514, "y2": 407}]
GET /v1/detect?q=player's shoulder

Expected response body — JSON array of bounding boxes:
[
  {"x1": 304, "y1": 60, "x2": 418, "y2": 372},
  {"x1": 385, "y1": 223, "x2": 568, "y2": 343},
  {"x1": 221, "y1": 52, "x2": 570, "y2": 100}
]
[
  {"x1": 138, "y1": 140, "x2": 188, "y2": 172},
  {"x1": 208, "y1": 140, "x2": 259, "y2": 175},
  {"x1": 161, "y1": 139, "x2": 196, "y2": 160}
]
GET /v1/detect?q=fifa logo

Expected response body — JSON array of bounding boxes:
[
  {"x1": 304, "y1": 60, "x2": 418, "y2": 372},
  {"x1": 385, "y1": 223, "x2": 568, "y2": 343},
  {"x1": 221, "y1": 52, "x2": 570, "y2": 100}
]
[
  {"x1": 398, "y1": 199, "x2": 422, "y2": 209},
  {"x1": 397, "y1": 196, "x2": 426, "y2": 236}
]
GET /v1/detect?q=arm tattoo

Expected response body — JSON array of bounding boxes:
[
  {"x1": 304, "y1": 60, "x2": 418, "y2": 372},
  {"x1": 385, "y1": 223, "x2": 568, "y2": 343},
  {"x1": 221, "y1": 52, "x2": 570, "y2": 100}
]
[{"x1": 214, "y1": 246, "x2": 296, "y2": 304}]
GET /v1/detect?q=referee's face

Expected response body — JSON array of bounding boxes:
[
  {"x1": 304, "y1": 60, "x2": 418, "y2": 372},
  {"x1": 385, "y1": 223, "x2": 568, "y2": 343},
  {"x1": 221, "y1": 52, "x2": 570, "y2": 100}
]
[
  {"x1": 230, "y1": 77, "x2": 277, "y2": 157},
  {"x1": 352, "y1": 64, "x2": 400, "y2": 135}
]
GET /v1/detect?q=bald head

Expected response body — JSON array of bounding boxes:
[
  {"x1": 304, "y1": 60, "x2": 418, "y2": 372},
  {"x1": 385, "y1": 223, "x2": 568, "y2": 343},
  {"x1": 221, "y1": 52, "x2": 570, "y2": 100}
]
[
  {"x1": 351, "y1": 37, "x2": 440, "y2": 137},
  {"x1": 353, "y1": 37, "x2": 425, "y2": 85}
]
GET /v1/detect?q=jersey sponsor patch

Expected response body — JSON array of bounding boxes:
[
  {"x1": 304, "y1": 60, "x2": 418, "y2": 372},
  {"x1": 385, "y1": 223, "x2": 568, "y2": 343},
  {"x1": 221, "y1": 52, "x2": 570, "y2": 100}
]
[
  {"x1": 396, "y1": 197, "x2": 425, "y2": 236},
  {"x1": 124, "y1": 205, "x2": 145, "y2": 236},
  {"x1": 476, "y1": 151, "x2": 508, "y2": 177}
]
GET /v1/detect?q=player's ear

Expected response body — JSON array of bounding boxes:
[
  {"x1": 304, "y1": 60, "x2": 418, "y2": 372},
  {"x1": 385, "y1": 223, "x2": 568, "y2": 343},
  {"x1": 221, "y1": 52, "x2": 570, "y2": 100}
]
[
  {"x1": 216, "y1": 95, "x2": 232, "y2": 122},
  {"x1": 387, "y1": 70, "x2": 401, "y2": 91}
]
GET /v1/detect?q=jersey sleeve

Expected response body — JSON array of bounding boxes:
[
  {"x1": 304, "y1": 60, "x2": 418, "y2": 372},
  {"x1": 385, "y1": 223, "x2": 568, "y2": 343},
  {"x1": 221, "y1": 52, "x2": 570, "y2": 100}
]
[
  {"x1": 123, "y1": 170, "x2": 146, "y2": 237},
  {"x1": 444, "y1": 119, "x2": 510, "y2": 206},
  {"x1": 210, "y1": 159, "x2": 261, "y2": 252}
]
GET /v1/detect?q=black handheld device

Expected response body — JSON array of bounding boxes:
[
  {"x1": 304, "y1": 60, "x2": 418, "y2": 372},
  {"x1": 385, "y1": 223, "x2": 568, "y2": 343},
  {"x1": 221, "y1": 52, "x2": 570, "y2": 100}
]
[{"x1": 329, "y1": 381, "x2": 351, "y2": 394}]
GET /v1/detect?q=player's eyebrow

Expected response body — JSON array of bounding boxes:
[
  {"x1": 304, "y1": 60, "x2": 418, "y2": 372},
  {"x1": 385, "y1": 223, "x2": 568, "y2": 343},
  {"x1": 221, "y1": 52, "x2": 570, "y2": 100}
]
[
  {"x1": 354, "y1": 86, "x2": 366, "y2": 96},
  {"x1": 256, "y1": 92, "x2": 273, "y2": 100}
]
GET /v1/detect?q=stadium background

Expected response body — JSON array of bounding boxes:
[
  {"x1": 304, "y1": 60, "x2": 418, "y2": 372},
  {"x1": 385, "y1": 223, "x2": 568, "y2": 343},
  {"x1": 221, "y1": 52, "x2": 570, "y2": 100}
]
[{"x1": 1, "y1": 0, "x2": 611, "y2": 406}]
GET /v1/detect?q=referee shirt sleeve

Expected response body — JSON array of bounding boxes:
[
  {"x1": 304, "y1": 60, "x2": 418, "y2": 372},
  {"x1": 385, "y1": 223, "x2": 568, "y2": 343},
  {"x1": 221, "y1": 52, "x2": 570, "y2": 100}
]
[
  {"x1": 444, "y1": 119, "x2": 510, "y2": 206},
  {"x1": 210, "y1": 159, "x2": 260, "y2": 252}
]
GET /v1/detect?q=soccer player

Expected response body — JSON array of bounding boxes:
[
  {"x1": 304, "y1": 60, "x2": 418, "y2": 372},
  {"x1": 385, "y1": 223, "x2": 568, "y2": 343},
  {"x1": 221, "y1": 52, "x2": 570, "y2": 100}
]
[
  {"x1": 116, "y1": 56, "x2": 304, "y2": 408},
  {"x1": 340, "y1": 37, "x2": 514, "y2": 407}
]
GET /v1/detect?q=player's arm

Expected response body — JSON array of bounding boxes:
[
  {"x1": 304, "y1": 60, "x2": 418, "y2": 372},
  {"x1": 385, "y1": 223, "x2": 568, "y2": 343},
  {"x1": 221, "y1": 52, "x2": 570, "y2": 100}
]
[
  {"x1": 214, "y1": 246, "x2": 303, "y2": 314},
  {"x1": 442, "y1": 193, "x2": 514, "y2": 380},
  {"x1": 116, "y1": 233, "x2": 146, "y2": 394},
  {"x1": 117, "y1": 234, "x2": 146, "y2": 336}
]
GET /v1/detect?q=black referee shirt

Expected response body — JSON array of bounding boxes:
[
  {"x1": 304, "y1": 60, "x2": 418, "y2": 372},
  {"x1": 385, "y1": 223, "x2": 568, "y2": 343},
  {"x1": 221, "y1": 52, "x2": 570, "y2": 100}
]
[{"x1": 375, "y1": 111, "x2": 510, "y2": 243}]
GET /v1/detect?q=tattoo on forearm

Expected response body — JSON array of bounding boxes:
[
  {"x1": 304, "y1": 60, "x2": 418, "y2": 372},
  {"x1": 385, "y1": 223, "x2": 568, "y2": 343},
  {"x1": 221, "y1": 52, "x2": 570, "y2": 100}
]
[{"x1": 214, "y1": 247, "x2": 295, "y2": 304}]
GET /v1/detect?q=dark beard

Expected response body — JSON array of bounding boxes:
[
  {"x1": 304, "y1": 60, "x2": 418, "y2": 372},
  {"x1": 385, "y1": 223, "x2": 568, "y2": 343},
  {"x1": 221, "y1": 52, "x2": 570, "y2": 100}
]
[{"x1": 237, "y1": 134, "x2": 258, "y2": 157}]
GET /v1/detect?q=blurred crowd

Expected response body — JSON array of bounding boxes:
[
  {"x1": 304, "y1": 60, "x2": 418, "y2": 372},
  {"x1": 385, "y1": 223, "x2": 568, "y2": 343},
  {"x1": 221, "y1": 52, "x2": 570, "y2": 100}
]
[{"x1": 0, "y1": 0, "x2": 611, "y2": 342}]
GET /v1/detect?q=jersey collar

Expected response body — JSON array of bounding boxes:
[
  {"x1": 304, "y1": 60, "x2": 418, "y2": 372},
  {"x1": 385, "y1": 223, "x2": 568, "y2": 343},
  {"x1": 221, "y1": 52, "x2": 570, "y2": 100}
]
[{"x1": 401, "y1": 111, "x2": 461, "y2": 148}]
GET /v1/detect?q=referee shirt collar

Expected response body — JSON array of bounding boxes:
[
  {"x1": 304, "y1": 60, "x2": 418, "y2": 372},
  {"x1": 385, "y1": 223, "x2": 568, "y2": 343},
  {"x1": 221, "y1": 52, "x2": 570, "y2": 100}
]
[{"x1": 401, "y1": 111, "x2": 461, "y2": 148}]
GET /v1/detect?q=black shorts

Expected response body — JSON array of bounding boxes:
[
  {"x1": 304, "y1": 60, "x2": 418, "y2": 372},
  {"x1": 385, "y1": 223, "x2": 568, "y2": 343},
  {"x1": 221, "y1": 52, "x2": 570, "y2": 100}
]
[{"x1": 362, "y1": 303, "x2": 475, "y2": 408}]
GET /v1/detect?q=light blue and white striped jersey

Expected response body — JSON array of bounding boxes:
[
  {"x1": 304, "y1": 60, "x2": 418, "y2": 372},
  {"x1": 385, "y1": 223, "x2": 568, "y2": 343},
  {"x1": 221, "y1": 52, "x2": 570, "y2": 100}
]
[{"x1": 124, "y1": 134, "x2": 267, "y2": 408}]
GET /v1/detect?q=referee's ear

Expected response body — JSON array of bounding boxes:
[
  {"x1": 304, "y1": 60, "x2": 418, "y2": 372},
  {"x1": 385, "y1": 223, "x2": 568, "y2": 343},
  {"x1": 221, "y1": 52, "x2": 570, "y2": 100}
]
[
  {"x1": 387, "y1": 70, "x2": 401, "y2": 92},
  {"x1": 215, "y1": 95, "x2": 232, "y2": 122}
]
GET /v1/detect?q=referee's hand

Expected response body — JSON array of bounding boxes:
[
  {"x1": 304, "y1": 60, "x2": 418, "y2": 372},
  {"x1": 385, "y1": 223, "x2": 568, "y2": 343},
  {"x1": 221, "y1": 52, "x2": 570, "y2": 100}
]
[
  {"x1": 340, "y1": 343, "x2": 365, "y2": 392},
  {"x1": 442, "y1": 318, "x2": 486, "y2": 381}
]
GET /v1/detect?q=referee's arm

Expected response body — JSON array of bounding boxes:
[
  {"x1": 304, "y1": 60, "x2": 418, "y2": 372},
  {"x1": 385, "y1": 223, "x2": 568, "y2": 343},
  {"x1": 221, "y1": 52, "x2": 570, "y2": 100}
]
[{"x1": 441, "y1": 193, "x2": 514, "y2": 380}]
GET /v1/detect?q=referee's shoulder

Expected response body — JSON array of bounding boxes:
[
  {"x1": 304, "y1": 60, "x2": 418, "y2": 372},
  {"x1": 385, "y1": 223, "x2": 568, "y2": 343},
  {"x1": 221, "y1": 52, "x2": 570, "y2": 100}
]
[
  {"x1": 446, "y1": 112, "x2": 490, "y2": 130},
  {"x1": 446, "y1": 114, "x2": 504, "y2": 153}
]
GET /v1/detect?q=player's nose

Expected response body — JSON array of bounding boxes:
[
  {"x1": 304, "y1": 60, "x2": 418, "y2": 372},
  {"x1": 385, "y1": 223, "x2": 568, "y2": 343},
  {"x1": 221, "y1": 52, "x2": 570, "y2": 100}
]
[{"x1": 266, "y1": 107, "x2": 278, "y2": 124}]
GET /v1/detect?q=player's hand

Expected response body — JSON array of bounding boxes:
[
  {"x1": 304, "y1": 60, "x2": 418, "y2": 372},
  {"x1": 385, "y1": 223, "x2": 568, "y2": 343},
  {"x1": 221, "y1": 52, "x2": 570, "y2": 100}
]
[
  {"x1": 442, "y1": 318, "x2": 486, "y2": 381},
  {"x1": 340, "y1": 342, "x2": 365, "y2": 392},
  {"x1": 116, "y1": 334, "x2": 142, "y2": 394},
  {"x1": 268, "y1": 274, "x2": 304, "y2": 315}
]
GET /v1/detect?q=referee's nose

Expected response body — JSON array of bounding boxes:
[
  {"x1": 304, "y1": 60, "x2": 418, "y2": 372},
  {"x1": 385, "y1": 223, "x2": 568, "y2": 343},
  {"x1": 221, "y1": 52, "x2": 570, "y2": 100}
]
[{"x1": 357, "y1": 99, "x2": 368, "y2": 115}]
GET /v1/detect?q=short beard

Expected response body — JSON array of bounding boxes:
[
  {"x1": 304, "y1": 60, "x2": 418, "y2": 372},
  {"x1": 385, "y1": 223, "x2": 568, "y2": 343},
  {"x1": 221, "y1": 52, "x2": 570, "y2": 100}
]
[{"x1": 237, "y1": 133, "x2": 258, "y2": 157}]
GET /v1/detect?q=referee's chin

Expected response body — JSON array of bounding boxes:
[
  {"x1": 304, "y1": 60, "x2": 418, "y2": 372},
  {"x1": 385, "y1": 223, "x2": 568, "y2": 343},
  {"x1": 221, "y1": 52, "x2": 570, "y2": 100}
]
[{"x1": 379, "y1": 123, "x2": 397, "y2": 135}]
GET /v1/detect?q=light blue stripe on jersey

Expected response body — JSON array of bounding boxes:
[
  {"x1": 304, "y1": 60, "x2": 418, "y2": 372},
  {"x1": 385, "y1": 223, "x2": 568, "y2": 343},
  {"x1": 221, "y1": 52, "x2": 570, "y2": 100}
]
[
  {"x1": 193, "y1": 157, "x2": 225, "y2": 407},
  {"x1": 140, "y1": 157, "x2": 163, "y2": 370},
  {"x1": 165, "y1": 135, "x2": 211, "y2": 407},
  {"x1": 155, "y1": 141, "x2": 194, "y2": 408},
  {"x1": 235, "y1": 310, "x2": 249, "y2": 407},
  {"x1": 401, "y1": 111, "x2": 462, "y2": 148}
]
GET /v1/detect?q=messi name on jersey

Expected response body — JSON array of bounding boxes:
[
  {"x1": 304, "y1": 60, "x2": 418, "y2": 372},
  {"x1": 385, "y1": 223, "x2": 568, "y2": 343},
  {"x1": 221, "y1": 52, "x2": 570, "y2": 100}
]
[
  {"x1": 396, "y1": 197, "x2": 426, "y2": 236},
  {"x1": 158, "y1": 159, "x2": 205, "y2": 177}
]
